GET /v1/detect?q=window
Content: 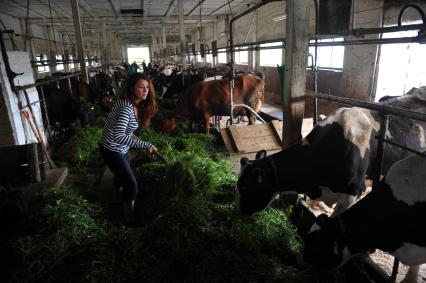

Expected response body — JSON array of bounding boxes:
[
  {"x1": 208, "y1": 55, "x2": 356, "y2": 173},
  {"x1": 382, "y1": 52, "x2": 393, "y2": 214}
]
[
  {"x1": 218, "y1": 48, "x2": 227, "y2": 63},
  {"x1": 188, "y1": 55, "x2": 194, "y2": 65},
  {"x1": 308, "y1": 37, "x2": 344, "y2": 69},
  {"x1": 260, "y1": 42, "x2": 283, "y2": 66},
  {"x1": 68, "y1": 55, "x2": 74, "y2": 69},
  {"x1": 56, "y1": 55, "x2": 64, "y2": 71},
  {"x1": 85, "y1": 56, "x2": 89, "y2": 67},
  {"x1": 206, "y1": 53, "x2": 212, "y2": 63},
  {"x1": 375, "y1": 27, "x2": 426, "y2": 101},
  {"x1": 234, "y1": 49, "x2": 248, "y2": 65},
  {"x1": 36, "y1": 54, "x2": 49, "y2": 73},
  {"x1": 197, "y1": 54, "x2": 202, "y2": 63}
]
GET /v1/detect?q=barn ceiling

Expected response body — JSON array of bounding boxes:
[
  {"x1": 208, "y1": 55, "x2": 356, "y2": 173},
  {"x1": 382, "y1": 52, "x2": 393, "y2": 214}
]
[{"x1": 0, "y1": 0, "x2": 265, "y2": 45}]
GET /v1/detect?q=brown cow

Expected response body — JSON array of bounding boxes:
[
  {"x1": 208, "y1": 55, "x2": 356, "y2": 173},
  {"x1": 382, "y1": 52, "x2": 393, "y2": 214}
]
[{"x1": 157, "y1": 74, "x2": 265, "y2": 133}]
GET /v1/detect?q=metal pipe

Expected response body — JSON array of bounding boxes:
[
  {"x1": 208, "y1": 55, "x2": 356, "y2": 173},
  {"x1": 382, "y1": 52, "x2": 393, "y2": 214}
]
[
  {"x1": 381, "y1": 137, "x2": 426, "y2": 158},
  {"x1": 209, "y1": 33, "x2": 425, "y2": 57},
  {"x1": 397, "y1": 4, "x2": 425, "y2": 27},
  {"x1": 312, "y1": 0, "x2": 319, "y2": 126},
  {"x1": 233, "y1": 103, "x2": 266, "y2": 124},
  {"x1": 372, "y1": 114, "x2": 389, "y2": 188},
  {"x1": 229, "y1": 0, "x2": 280, "y2": 125},
  {"x1": 305, "y1": 90, "x2": 426, "y2": 122},
  {"x1": 351, "y1": 23, "x2": 425, "y2": 37},
  {"x1": 15, "y1": 73, "x2": 80, "y2": 90}
]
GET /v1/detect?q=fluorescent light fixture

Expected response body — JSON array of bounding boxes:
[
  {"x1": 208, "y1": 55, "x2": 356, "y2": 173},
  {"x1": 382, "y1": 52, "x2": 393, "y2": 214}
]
[{"x1": 272, "y1": 14, "x2": 287, "y2": 22}]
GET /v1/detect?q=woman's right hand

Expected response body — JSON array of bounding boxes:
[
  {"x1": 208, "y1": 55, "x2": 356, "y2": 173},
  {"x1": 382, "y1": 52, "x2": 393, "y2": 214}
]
[{"x1": 148, "y1": 145, "x2": 158, "y2": 155}]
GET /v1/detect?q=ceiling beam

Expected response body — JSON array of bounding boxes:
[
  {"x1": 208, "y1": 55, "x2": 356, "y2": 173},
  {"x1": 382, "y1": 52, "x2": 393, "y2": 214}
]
[
  {"x1": 28, "y1": 15, "x2": 217, "y2": 24},
  {"x1": 186, "y1": 0, "x2": 207, "y2": 16},
  {"x1": 107, "y1": 0, "x2": 129, "y2": 33},
  {"x1": 5, "y1": 0, "x2": 48, "y2": 18},
  {"x1": 164, "y1": 0, "x2": 175, "y2": 17},
  {"x1": 208, "y1": 0, "x2": 237, "y2": 16}
]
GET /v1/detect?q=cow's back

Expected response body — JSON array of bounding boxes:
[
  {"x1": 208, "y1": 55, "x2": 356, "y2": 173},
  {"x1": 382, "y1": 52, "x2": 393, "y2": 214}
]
[{"x1": 368, "y1": 87, "x2": 426, "y2": 176}]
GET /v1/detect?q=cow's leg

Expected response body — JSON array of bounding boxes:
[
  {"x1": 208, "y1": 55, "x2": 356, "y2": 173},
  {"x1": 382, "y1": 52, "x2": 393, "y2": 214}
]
[
  {"x1": 204, "y1": 113, "x2": 212, "y2": 134},
  {"x1": 248, "y1": 113, "x2": 256, "y2": 125},
  {"x1": 401, "y1": 265, "x2": 419, "y2": 283}
]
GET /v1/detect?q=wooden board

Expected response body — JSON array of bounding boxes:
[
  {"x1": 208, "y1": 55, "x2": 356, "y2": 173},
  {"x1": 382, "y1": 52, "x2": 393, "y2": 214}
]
[{"x1": 222, "y1": 122, "x2": 284, "y2": 154}]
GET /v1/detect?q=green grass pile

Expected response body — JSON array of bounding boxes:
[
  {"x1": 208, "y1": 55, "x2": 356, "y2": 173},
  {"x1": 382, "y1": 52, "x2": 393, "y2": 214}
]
[
  {"x1": 11, "y1": 186, "x2": 109, "y2": 282},
  {"x1": 56, "y1": 127, "x2": 103, "y2": 174},
  {"x1": 8, "y1": 111, "x2": 314, "y2": 282}
]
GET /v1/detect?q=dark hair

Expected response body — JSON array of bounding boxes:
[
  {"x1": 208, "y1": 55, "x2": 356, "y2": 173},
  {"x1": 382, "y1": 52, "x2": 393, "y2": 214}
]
[{"x1": 122, "y1": 73, "x2": 158, "y2": 127}]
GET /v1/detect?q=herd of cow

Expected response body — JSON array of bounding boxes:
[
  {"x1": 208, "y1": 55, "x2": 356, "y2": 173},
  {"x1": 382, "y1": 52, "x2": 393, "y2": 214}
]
[
  {"x1": 38, "y1": 64, "x2": 425, "y2": 281},
  {"x1": 236, "y1": 86, "x2": 426, "y2": 282},
  {"x1": 38, "y1": 63, "x2": 266, "y2": 137},
  {"x1": 36, "y1": 71, "x2": 115, "y2": 133}
]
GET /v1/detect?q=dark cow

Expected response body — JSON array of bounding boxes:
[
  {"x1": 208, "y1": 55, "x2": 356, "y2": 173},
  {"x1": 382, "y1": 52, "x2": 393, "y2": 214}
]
[
  {"x1": 41, "y1": 87, "x2": 82, "y2": 127},
  {"x1": 162, "y1": 72, "x2": 205, "y2": 100},
  {"x1": 90, "y1": 72, "x2": 115, "y2": 111},
  {"x1": 302, "y1": 153, "x2": 426, "y2": 283},
  {"x1": 36, "y1": 75, "x2": 88, "y2": 128},
  {"x1": 112, "y1": 64, "x2": 128, "y2": 87},
  {"x1": 236, "y1": 87, "x2": 426, "y2": 216},
  {"x1": 157, "y1": 74, "x2": 265, "y2": 133}
]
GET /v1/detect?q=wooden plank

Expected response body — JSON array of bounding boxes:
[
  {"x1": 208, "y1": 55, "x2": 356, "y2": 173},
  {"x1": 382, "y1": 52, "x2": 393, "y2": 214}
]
[
  {"x1": 220, "y1": 127, "x2": 237, "y2": 155},
  {"x1": 271, "y1": 120, "x2": 284, "y2": 144},
  {"x1": 228, "y1": 123, "x2": 282, "y2": 154}
]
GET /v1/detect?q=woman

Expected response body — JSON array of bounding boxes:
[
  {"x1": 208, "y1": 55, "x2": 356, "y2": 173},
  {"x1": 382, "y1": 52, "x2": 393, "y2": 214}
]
[{"x1": 99, "y1": 73, "x2": 158, "y2": 222}]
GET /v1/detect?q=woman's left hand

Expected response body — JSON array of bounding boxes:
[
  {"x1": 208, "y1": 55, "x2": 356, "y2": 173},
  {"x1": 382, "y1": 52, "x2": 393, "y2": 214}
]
[{"x1": 148, "y1": 145, "x2": 158, "y2": 155}]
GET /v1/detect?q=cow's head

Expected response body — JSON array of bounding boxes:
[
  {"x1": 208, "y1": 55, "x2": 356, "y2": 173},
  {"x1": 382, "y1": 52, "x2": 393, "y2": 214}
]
[
  {"x1": 236, "y1": 150, "x2": 279, "y2": 215},
  {"x1": 301, "y1": 214, "x2": 352, "y2": 270}
]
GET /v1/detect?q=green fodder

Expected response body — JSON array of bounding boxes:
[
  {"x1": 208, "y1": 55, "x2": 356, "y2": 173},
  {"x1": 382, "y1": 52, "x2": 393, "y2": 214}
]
[
  {"x1": 56, "y1": 127, "x2": 104, "y2": 174},
  {"x1": 12, "y1": 186, "x2": 108, "y2": 283},
  {"x1": 13, "y1": 123, "x2": 309, "y2": 282}
]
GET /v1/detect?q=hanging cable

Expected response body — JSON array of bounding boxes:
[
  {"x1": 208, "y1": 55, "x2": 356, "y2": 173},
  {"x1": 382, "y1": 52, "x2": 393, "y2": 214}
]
[
  {"x1": 24, "y1": 0, "x2": 30, "y2": 50},
  {"x1": 47, "y1": 0, "x2": 58, "y2": 55}
]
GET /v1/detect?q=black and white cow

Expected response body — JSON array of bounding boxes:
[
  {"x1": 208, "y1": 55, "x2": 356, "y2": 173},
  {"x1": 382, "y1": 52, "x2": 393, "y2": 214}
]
[
  {"x1": 302, "y1": 153, "x2": 426, "y2": 283},
  {"x1": 368, "y1": 86, "x2": 426, "y2": 176},
  {"x1": 236, "y1": 87, "x2": 426, "y2": 216},
  {"x1": 236, "y1": 107, "x2": 379, "y2": 216}
]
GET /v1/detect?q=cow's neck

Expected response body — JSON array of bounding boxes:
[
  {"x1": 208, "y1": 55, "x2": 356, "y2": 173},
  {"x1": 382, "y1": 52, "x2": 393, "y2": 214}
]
[
  {"x1": 268, "y1": 142, "x2": 313, "y2": 192},
  {"x1": 338, "y1": 186, "x2": 397, "y2": 254}
]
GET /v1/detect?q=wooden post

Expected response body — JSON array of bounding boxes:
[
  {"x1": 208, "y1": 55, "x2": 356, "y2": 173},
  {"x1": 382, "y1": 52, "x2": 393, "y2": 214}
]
[
  {"x1": 32, "y1": 143, "x2": 42, "y2": 182},
  {"x1": 282, "y1": 0, "x2": 309, "y2": 147},
  {"x1": 71, "y1": 0, "x2": 88, "y2": 83},
  {"x1": 178, "y1": 0, "x2": 187, "y2": 70}
]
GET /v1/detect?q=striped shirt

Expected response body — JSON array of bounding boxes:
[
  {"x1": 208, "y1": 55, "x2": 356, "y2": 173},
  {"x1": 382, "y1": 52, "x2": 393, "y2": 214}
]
[{"x1": 100, "y1": 99, "x2": 152, "y2": 153}]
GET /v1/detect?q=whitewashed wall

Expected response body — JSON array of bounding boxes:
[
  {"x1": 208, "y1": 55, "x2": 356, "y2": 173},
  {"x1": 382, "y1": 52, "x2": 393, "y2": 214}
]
[{"x1": 0, "y1": 51, "x2": 45, "y2": 147}]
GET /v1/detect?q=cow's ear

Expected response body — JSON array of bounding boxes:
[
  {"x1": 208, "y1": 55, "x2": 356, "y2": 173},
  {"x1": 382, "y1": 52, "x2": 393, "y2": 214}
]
[
  {"x1": 255, "y1": 150, "x2": 267, "y2": 160},
  {"x1": 240, "y1": 157, "x2": 250, "y2": 166},
  {"x1": 316, "y1": 214, "x2": 330, "y2": 227}
]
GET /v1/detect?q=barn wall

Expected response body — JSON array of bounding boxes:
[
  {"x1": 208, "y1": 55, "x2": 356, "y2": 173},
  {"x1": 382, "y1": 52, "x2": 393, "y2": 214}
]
[
  {"x1": 1, "y1": 14, "x2": 25, "y2": 51},
  {"x1": 304, "y1": 0, "x2": 426, "y2": 114},
  {"x1": 0, "y1": 51, "x2": 45, "y2": 146}
]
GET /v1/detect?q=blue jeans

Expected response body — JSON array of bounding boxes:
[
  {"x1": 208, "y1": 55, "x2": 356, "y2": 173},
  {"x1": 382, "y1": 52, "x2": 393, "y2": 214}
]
[{"x1": 99, "y1": 145, "x2": 138, "y2": 202}]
